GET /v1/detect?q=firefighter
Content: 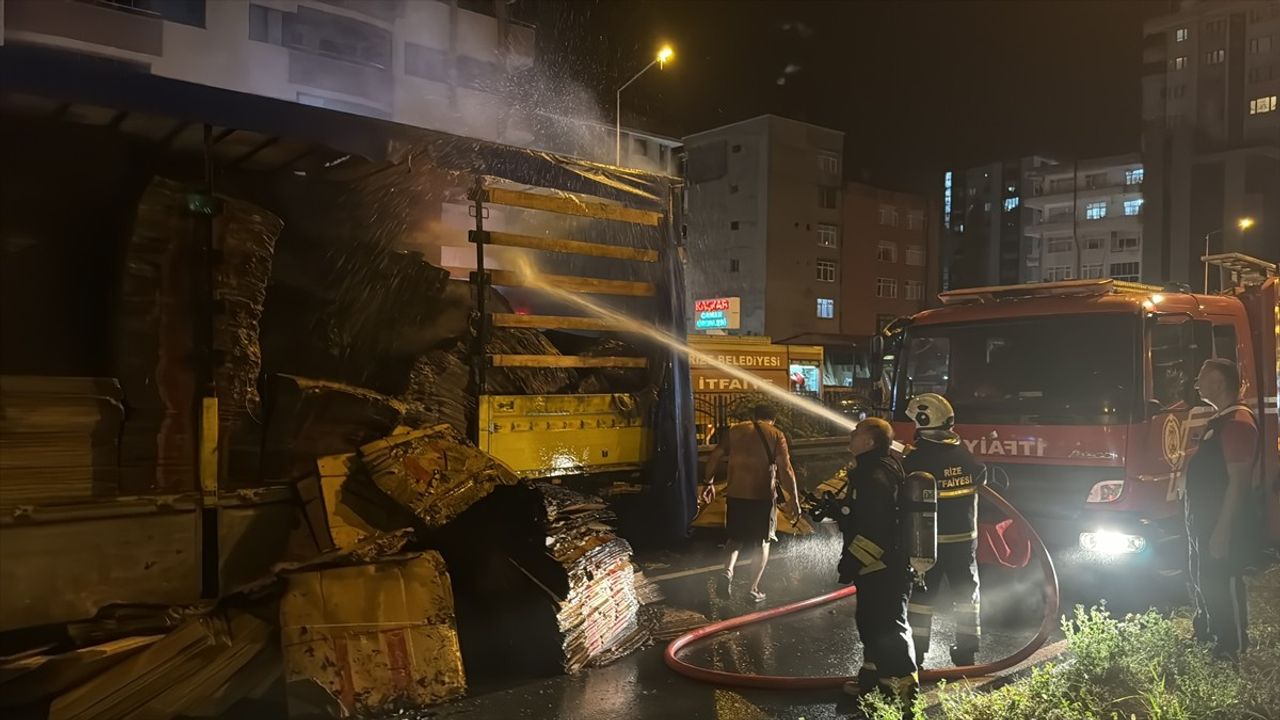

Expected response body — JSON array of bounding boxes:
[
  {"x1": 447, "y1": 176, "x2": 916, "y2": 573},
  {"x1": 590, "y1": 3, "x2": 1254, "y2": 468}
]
[
  {"x1": 903, "y1": 393, "x2": 985, "y2": 667},
  {"x1": 838, "y1": 417, "x2": 918, "y2": 712}
]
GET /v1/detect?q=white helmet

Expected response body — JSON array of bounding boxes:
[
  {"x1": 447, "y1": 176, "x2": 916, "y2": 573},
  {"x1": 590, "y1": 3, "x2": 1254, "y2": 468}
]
[{"x1": 908, "y1": 393, "x2": 955, "y2": 432}]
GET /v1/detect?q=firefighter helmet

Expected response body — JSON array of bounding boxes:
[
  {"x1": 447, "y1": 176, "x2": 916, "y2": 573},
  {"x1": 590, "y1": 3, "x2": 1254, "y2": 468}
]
[{"x1": 908, "y1": 393, "x2": 955, "y2": 432}]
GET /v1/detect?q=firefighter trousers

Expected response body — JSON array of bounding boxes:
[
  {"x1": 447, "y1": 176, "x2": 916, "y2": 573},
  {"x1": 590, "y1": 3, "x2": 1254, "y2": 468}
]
[
  {"x1": 908, "y1": 539, "x2": 980, "y2": 662},
  {"x1": 1187, "y1": 532, "x2": 1249, "y2": 658},
  {"x1": 855, "y1": 566, "x2": 919, "y2": 706}
]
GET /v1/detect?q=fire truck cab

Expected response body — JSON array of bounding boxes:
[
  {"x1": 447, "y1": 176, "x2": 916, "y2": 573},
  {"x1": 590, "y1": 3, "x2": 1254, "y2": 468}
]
[{"x1": 884, "y1": 255, "x2": 1278, "y2": 579}]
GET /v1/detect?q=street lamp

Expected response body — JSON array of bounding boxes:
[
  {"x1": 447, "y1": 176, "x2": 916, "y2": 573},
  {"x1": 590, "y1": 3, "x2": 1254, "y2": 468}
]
[
  {"x1": 616, "y1": 45, "x2": 674, "y2": 166},
  {"x1": 1203, "y1": 217, "x2": 1256, "y2": 292}
]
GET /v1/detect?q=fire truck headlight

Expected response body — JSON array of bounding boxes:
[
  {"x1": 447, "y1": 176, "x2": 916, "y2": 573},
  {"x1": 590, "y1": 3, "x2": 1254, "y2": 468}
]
[
  {"x1": 1080, "y1": 530, "x2": 1147, "y2": 555},
  {"x1": 1085, "y1": 480, "x2": 1125, "y2": 503}
]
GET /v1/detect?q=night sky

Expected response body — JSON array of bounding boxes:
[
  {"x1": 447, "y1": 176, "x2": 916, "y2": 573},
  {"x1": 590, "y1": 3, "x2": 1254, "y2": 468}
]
[{"x1": 529, "y1": 0, "x2": 1172, "y2": 193}]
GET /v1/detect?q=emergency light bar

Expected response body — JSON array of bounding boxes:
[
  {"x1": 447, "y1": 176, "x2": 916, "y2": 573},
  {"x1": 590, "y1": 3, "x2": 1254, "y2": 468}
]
[{"x1": 938, "y1": 278, "x2": 1164, "y2": 306}]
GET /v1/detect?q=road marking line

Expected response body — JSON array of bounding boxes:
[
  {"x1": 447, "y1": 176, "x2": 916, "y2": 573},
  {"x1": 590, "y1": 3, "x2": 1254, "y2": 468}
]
[{"x1": 647, "y1": 561, "x2": 753, "y2": 583}]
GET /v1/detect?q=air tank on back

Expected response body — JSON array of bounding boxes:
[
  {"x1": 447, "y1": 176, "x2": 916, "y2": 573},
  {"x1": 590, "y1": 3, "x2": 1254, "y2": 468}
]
[{"x1": 902, "y1": 470, "x2": 938, "y2": 588}]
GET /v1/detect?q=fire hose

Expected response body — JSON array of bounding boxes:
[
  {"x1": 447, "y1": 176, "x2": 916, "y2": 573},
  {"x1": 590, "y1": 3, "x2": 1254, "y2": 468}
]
[{"x1": 664, "y1": 485, "x2": 1059, "y2": 689}]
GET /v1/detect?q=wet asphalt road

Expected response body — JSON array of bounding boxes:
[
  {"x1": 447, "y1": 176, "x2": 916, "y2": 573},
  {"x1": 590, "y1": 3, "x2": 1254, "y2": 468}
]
[{"x1": 424, "y1": 521, "x2": 1134, "y2": 720}]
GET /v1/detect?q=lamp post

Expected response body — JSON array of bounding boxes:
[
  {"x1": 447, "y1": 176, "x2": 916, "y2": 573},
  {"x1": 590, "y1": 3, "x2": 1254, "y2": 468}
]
[
  {"x1": 1203, "y1": 217, "x2": 1255, "y2": 292},
  {"x1": 616, "y1": 45, "x2": 673, "y2": 166}
]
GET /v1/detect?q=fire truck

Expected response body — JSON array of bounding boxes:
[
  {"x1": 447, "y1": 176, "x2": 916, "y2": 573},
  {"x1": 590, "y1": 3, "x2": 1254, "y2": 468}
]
[{"x1": 881, "y1": 254, "x2": 1279, "y2": 579}]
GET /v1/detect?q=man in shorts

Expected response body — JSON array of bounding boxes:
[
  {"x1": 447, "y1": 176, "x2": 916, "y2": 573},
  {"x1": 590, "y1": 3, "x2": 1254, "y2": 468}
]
[{"x1": 702, "y1": 403, "x2": 800, "y2": 603}]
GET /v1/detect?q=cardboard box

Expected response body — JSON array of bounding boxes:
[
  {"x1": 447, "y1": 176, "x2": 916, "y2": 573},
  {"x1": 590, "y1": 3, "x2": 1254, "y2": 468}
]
[{"x1": 280, "y1": 551, "x2": 465, "y2": 717}]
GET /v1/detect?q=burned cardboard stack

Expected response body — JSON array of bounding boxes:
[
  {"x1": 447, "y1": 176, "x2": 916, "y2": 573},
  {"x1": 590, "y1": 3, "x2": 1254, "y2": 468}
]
[
  {"x1": 210, "y1": 197, "x2": 282, "y2": 485},
  {"x1": 536, "y1": 484, "x2": 646, "y2": 671},
  {"x1": 114, "y1": 179, "x2": 199, "y2": 494},
  {"x1": 436, "y1": 483, "x2": 646, "y2": 681},
  {"x1": 0, "y1": 376, "x2": 123, "y2": 505},
  {"x1": 114, "y1": 179, "x2": 282, "y2": 492}
]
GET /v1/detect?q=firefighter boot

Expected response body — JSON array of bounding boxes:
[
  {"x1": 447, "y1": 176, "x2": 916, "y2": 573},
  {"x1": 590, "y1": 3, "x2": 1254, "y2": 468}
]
[{"x1": 878, "y1": 673, "x2": 920, "y2": 719}]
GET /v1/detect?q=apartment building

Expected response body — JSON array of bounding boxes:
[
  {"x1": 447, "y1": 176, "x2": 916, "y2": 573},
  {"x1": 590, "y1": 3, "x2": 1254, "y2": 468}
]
[
  {"x1": 1140, "y1": 0, "x2": 1280, "y2": 286},
  {"x1": 2, "y1": 0, "x2": 537, "y2": 145},
  {"x1": 683, "y1": 115, "x2": 845, "y2": 339},
  {"x1": 1023, "y1": 154, "x2": 1146, "y2": 283},
  {"x1": 941, "y1": 156, "x2": 1052, "y2": 290}
]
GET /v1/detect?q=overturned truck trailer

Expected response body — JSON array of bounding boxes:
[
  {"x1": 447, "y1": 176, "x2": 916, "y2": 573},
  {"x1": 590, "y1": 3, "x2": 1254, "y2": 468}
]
[{"x1": 0, "y1": 50, "x2": 698, "y2": 633}]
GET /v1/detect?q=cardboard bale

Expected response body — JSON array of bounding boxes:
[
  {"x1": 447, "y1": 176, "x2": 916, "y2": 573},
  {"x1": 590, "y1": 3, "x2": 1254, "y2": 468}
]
[
  {"x1": 114, "y1": 179, "x2": 198, "y2": 494},
  {"x1": 262, "y1": 375, "x2": 405, "y2": 480},
  {"x1": 0, "y1": 376, "x2": 123, "y2": 505},
  {"x1": 49, "y1": 615, "x2": 227, "y2": 720},
  {"x1": 279, "y1": 551, "x2": 465, "y2": 717},
  {"x1": 295, "y1": 454, "x2": 405, "y2": 554},
  {"x1": 0, "y1": 636, "x2": 161, "y2": 707},
  {"x1": 359, "y1": 424, "x2": 518, "y2": 529},
  {"x1": 47, "y1": 611, "x2": 270, "y2": 720}
]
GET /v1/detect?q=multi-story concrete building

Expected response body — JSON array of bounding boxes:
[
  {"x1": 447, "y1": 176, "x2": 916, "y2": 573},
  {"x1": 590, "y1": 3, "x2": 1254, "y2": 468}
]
[
  {"x1": 2, "y1": 0, "x2": 537, "y2": 145},
  {"x1": 1140, "y1": 0, "x2": 1280, "y2": 286},
  {"x1": 833, "y1": 182, "x2": 935, "y2": 386},
  {"x1": 840, "y1": 183, "x2": 934, "y2": 335},
  {"x1": 941, "y1": 156, "x2": 1052, "y2": 290},
  {"x1": 1023, "y1": 154, "x2": 1146, "y2": 283},
  {"x1": 683, "y1": 115, "x2": 844, "y2": 339}
]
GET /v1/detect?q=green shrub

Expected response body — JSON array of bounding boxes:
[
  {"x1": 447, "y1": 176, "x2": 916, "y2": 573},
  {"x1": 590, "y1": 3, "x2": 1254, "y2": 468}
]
[{"x1": 859, "y1": 566, "x2": 1280, "y2": 720}]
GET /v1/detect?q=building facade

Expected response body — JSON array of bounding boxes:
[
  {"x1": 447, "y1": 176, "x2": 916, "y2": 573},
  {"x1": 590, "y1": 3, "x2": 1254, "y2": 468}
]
[
  {"x1": 1023, "y1": 154, "x2": 1146, "y2": 283},
  {"x1": 683, "y1": 115, "x2": 845, "y2": 339},
  {"x1": 1140, "y1": 0, "x2": 1280, "y2": 286},
  {"x1": 840, "y1": 183, "x2": 933, "y2": 336},
  {"x1": 941, "y1": 156, "x2": 1051, "y2": 290},
  {"x1": 833, "y1": 182, "x2": 935, "y2": 386},
  {"x1": 2, "y1": 0, "x2": 537, "y2": 146}
]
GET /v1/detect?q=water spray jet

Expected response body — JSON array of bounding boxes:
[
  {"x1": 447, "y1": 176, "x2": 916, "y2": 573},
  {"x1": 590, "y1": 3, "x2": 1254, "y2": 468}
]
[{"x1": 512, "y1": 258, "x2": 860, "y2": 434}]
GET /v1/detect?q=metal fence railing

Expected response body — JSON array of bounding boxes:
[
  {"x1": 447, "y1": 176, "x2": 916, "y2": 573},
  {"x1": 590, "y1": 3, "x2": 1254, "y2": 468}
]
[{"x1": 693, "y1": 389, "x2": 873, "y2": 446}]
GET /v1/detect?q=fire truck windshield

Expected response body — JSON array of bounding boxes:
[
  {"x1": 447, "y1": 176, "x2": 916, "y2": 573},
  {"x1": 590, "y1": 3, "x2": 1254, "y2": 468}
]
[{"x1": 895, "y1": 313, "x2": 1139, "y2": 426}]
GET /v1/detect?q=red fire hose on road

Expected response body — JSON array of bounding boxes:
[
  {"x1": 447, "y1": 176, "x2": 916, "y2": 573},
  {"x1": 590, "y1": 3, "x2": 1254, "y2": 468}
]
[{"x1": 664, "y1": 486, "x2": 1060, "y2": 689}]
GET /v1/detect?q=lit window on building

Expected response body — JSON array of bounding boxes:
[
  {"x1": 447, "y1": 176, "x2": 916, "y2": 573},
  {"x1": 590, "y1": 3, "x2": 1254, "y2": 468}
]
[
  {"x1": 905, "y1": 280, "x2": 923, "y2": 300},
  {"x1": 816, "y1": 259, "x2": 837, "y2": 283},
  {"x1": 1249, "y1": 95, "x2": 1279, "y2": 114},
  {"x1": 1086, "y1": 201, "x2": 1108, "y2": 220},
  {"x1": 1173, "y1": 56, "x2": 1187, "y2": 70},
  {"x1": 817, "y1": 297, "x2": 835, "y2": 319},
  {"x1": 1109, "y1": 262, "x2": 1141, "y2": 282},
  {"x1": 1082, "y1": 264, "x2": 1104, "y2": 279},
  {"x1": 1176, "y1": 27, "x2": 1189, "y2": 42},
  {"x1": 1249, "y1": 36, "x2": 1273, "y2": 54},
  {"x1": 877, "y1": 241, "x2": 898, "y2": 263},
  {"x1": 1003, "y1": 197, "x2": 1020, "y2": 212},
  {"x1": 1126, "y1": 168, "x2": 1144, "y2": 185},
  {"x1": 1123, "y1": 199, "x2": 1144, "y2": 216},
  {"x1": 943, "y1": 171, "x2": 954, "y2": 228},
  {"x1": 817, "y1": 224, "x2": 839, "y2": 247},
  {"x1": 905, "y1": 245, "x2": 925, "y2": 266},
  {"x1": 1205, "y1": 49, "x2": 1225, "y2": 65},
  {"x1": 878, "y1": 204, "x2": 899, "y2": 226},
  {"x1": 875, "y1": 277, "x2": 898, "y2": 299}
]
